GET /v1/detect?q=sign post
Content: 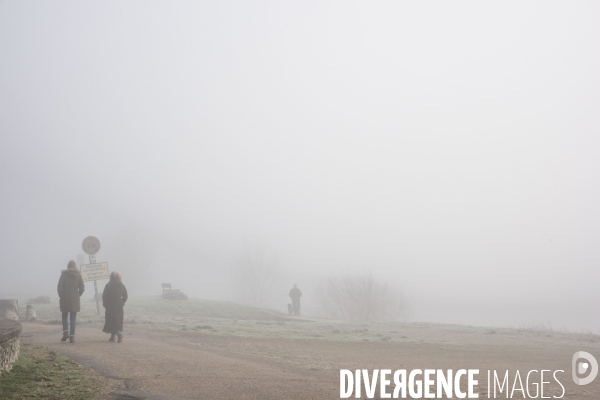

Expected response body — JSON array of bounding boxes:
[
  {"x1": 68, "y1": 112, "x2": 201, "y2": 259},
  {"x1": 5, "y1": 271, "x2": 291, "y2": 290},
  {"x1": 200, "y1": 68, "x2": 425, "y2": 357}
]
[{"x1": 81, "y1": 236, "x2": 103, "y2": 315}]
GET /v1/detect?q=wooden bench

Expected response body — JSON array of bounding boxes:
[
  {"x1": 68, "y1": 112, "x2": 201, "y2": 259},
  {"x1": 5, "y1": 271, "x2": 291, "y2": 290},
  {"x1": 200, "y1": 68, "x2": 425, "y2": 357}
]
[{"x1": 161, "y1": 283, "x2": 180, "y2": 294}]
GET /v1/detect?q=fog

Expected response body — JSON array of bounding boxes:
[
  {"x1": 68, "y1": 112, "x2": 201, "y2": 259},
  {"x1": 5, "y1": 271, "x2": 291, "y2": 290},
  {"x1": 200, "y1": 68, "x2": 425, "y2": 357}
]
[{"x1": 1, "y1": 2, "x2": 599, "y2": 332}]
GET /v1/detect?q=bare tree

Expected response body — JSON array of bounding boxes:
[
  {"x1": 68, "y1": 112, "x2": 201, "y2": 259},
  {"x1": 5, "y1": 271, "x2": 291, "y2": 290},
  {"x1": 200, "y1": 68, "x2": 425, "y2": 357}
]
[
  {"x1": 102, "y1": 223, "x2": 156, "y2": 295},
  {"x1": 231, "y1": 240, "x2": 284, "y2": 308},
  {"x1": 313, "y1": 272, "x2": 407, "y2": 321}
]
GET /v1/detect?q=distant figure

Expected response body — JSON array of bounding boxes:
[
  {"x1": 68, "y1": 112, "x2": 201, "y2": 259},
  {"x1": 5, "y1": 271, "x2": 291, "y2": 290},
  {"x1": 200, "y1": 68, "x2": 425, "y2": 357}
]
[
  {"x1": 102, "y1": 272, "x2": 128, "y2": 343},
  {"x1": 289, "y1": 284, "x2": 302, "y2": 316},
  {"x1": 57, "y1": 260, "x2": 85, "y2": 343},
  {"x1": 287, "y1": 303, "x2": 293, "y2": 315},
  {"x1": 25, "y1": 304, "x2": 37, "y2": 322}
]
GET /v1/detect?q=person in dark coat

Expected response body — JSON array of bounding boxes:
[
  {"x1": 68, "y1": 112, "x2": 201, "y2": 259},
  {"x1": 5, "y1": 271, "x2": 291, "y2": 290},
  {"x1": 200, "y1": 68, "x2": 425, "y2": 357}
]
[
  {"x1": 102, "y1": 272, "x2": 128, "y2": 343},
  {"x1": 289, "y1": 283, "x2": 302, "y2": 316},
  {"x1": 57, "y1": 260, "x2": 85, "y2": 343}
]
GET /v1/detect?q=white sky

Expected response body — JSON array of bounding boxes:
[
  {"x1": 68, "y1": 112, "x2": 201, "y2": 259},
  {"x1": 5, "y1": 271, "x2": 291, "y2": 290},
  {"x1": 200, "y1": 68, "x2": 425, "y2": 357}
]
[{"x1": 1, "y1": 1, "x2": 599, "y2": 331}]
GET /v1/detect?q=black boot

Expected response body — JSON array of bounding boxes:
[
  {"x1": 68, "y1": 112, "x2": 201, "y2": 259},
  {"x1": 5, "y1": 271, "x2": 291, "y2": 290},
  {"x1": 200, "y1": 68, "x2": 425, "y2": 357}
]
[
  {"x1": 69, "y1": 336, "x2": 75, "y2": 343},
  {"x1": 61, "y1": 331, "x2": 69, "y2": 342}
]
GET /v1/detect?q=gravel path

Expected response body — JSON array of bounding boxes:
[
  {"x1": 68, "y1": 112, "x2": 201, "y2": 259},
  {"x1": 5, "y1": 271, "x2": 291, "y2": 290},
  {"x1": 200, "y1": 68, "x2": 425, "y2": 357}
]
[
  {"x1": 21, "y1": 323, "x2": 338, "y2": 399},
  {"x1": 21, "y1": 322, "x2": 600, "y2": 399}
]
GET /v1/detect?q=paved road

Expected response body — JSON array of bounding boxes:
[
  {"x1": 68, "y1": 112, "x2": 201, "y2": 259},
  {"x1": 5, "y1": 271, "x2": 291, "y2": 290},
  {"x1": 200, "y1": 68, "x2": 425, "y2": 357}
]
[{"x1": 21, "y1": 323, "x2": 339, "y2": 400}]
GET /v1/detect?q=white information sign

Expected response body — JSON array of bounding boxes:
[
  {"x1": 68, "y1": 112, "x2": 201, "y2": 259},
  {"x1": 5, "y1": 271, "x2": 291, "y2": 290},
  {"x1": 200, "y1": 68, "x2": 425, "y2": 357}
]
[{"x1": 80, "y1": 262, "x2": 109, "y2": 282}]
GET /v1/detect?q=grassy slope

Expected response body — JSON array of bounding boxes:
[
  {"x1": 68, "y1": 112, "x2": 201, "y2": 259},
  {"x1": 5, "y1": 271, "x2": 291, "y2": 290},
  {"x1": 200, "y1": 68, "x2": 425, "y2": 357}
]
[
  {"x1": 22, "y1": 296, "x2": 286, "y2": 323},
  {"x1": 18, "y1": 295, "x2": 600, "y2": 344},
  {"x1": 0, "y1": 343, "x2": 108, "y2": 400}
]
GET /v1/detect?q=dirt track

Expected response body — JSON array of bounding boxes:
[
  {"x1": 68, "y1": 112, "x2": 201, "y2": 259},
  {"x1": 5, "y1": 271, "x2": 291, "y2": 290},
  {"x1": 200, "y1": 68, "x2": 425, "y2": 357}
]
[{"x1": 21, "y1": 322, "x2": 600, "y2": 399}]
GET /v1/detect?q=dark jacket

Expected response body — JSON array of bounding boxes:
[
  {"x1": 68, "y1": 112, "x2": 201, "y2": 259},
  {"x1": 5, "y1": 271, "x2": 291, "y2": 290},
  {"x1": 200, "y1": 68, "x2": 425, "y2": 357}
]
[
  {"x1": 57, "y1": 269, "x2": 85, "y2": 312},
  {"x1": 102, "y1": 280, "x2": 128, "y2": 333},
  {"x1": 289, "y1": 287, "x2": 302, "y2": 300}
]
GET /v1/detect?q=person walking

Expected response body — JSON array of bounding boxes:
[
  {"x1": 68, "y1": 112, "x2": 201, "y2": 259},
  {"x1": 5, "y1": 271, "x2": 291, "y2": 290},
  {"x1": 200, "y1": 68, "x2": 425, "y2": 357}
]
[
  {"x1": 57, "y1": 260, "x2": 85, "y2": 343},
  {"x1": 289, "y1": 283, "x2": 302, "y2": 316},
  {"x1": 102, "y1": 272, "x2": 128, "y2": 343}
]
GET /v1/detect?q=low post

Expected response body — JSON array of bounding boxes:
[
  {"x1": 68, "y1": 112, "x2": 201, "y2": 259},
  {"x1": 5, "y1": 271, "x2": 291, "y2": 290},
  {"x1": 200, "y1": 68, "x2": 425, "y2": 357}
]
[
  {"x1": 0, "y1": 319, "x2": 22, "y2": 376},
  {"x1": 94, "y1": 280, "x2": 100, "y2": 315}
]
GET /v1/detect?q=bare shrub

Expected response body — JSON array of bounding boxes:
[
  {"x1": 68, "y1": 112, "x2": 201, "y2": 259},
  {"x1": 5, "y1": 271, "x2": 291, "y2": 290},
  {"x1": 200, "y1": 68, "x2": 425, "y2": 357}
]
[
  {"x1": 313, "y1": 272, "x2": 407, "y2": 322},
  {"x1": 231, "y1": 240, "x2": 284, "y2": 308}
]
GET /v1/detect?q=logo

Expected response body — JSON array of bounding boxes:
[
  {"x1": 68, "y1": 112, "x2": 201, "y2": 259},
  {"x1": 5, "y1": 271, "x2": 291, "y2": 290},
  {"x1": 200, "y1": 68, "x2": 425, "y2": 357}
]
[{"x1": 572, "y1": 351, "x2": 598, "y2": 385}]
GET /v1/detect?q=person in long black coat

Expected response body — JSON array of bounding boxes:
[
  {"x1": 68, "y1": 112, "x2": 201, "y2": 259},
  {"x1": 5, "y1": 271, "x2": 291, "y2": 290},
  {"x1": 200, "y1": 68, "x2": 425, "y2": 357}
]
[{"x1": 102, "y1": 272, "x2": 128, "y2": 343}]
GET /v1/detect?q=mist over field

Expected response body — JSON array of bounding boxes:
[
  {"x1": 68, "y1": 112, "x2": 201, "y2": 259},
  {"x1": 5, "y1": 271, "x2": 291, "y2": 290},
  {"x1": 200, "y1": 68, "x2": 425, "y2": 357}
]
[{"x1": 1, "y1": 2, "x2": 599, "y2": 334}]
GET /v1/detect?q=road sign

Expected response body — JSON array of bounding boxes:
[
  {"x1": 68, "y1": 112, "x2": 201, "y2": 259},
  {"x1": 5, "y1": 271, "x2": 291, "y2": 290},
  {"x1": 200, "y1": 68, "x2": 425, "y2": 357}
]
[
  {"x1": 80, "y1": 262, "x2": 109, "y2": 282},
  {"x1": 82, "y1": 236, "x2": 101, "y2": 255}
]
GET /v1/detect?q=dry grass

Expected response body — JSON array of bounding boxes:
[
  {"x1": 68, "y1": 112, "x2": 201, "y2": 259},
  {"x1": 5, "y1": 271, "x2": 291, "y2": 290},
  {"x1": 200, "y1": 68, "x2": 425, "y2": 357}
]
[
  {"x1": 16, "y1": 295, "x2": 600, "y2": 345},
  {"x1": 0, "y1": 343, "x2": 110, "y2": 399}
]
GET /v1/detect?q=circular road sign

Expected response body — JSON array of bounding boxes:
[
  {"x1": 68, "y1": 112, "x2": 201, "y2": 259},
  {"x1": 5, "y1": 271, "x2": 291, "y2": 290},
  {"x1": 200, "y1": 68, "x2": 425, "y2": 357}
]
[{"x1": 82, "y1": 236, "x2": 101, "y2": 255}]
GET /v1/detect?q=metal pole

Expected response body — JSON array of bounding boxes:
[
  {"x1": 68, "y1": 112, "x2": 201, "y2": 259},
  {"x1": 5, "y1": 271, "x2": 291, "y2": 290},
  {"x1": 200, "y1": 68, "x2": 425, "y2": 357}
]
[
  {"x1": 94, "y1": 280, "x2": 100, "y2": 315},
  {"x1": 90, "y1": 255, "x2": 100, "y2": 315}
]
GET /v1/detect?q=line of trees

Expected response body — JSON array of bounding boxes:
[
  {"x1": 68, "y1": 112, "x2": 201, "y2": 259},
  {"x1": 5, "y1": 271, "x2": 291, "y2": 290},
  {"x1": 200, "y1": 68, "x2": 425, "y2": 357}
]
[
  {"x1": 230, "y1": 240, "x2": 284, "y2": 308},
  {"x1": 230, "y1": 241, "x2": 408, "y2": 321}
]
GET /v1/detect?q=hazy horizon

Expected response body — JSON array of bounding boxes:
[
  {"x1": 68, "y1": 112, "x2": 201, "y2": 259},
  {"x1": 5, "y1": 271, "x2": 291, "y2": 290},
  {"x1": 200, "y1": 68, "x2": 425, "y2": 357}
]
[{"x1": 1, "y1": 2, "x2": 599, "y2": 333}]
